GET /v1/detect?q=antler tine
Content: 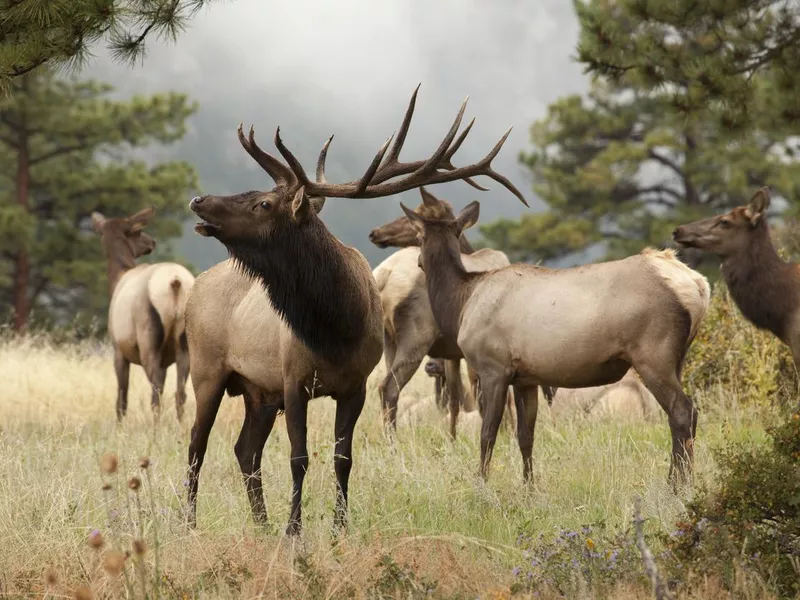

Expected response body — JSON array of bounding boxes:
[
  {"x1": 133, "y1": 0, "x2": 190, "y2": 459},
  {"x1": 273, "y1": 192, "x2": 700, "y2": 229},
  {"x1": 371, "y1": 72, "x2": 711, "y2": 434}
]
[
  {"x1": 354, "y1": 134, "x2": 395, "y2": 194},
  {"x1": 438, "y1": 117, "x2": 490, "y2": 191},
  {"x1": 316, "y1": 135, "x2": 333, "y2": 183},
  {"x1": 273, "y1": 127, "x2": 311, "y2": 187},
  {"x1": 383, "y1": 83, "x2": 420, "y2": 165},
  {"x1": 474, "y1": 127, "x2": 528, "y2": 205},
  {"x1": 414, "y1": 95, "x2": 469, "y2": 177},
  {"x1": 237, "y1": 123, "x2": 295, "y2": 186}
]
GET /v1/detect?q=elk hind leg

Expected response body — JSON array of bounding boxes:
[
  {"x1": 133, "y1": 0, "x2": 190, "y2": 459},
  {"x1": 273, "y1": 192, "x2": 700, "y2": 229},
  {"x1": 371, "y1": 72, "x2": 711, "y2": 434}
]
[
  {"x1": 514, "y1": 385, "x2": 539, "y2": 481},
  {"x1": 634, "y1": 355, "x2": 697, "y2": 490},
  {"x1": 113, "y1": 348, "x2": 130, "y2": 422},
  {"x1": 175, "y1": 331, "x2": 190, "y2": 422},
  {"x1": 444, "y1": 359, "x2": 466, "y2": 439},
  {"x1": 478, "y1": 371, "x2": 511, "y2": 480}
]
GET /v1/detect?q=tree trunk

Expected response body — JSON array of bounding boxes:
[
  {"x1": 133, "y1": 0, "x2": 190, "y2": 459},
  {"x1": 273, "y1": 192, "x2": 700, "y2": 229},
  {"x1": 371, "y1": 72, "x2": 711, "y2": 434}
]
[{"x1": 13, "y1": 124, "x2": 30, "y2": 333}]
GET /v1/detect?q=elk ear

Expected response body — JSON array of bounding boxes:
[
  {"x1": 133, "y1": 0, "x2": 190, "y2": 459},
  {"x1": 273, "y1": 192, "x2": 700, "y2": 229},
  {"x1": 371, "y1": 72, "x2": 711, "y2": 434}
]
[
  {"x1": 128, "y1": 206, "x2": 155, "y2": 224},
  {"x1": 745, "y1": 187, "x2": 771, "y2": 225},
  {"x1": 456, "y1": 201, "x2": 480, "y2": 233},
  {"x1": 291, "y1": 187, "x2": 313, "y2": 223},
  {"x1": 91, "y1": 212, "x2": 107, "y2": 232},
  {"x1": 400, "y1": 202, "x2": 425, "y2": 235},
  {"x1": 419, "y1": 187, "x2": 440, "y2": 207}
]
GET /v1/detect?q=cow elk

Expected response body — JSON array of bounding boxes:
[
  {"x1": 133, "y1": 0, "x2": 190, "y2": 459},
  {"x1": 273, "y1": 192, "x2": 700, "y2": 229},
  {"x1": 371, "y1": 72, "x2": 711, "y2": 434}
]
[
  {"x1": 674, "y1": 187, "x2": 800, "y2": 371},
  {"x1": 371, "y1": 189, "x2": 510, "y2": 438},
  {"x1": 371, "y1": 192, "x2": 555, "y2": 439},
  {"x1": 184, "y1": 85, "x2": 525, "y2": 534},
  {"x1": 91, "y1": 207, "x2": 195, "y2": 422},
  {"x1": 401, "y1": 197, "x2": 710, "y2": 487}
]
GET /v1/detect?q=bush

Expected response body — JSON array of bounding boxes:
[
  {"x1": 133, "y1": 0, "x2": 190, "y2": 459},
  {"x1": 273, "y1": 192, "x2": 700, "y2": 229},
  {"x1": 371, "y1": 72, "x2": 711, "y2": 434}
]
[
  {"x1": 665, "y1": 410, "x2": 800, "y2": 598},
  {"x1": 682, "y1": 284, "x2": 798, "y2": 410},
  {"x1": 509, "y1": 523, "x2": 648, "y2": 597}
]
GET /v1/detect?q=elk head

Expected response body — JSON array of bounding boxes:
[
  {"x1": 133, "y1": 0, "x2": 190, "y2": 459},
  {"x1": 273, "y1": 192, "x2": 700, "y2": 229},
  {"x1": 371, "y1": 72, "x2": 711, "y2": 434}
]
[
  {"x1": 369, "y1": 188, "x2": 459, "y2": 248},
  {"x1": 91, "y1": 207, "x2": 157, "y2": 260},
  {"x1": 190, "y1": 84, "x2": 528, "y2": 257},
  {"x1": 400, "y1": 197, "x2": 481, "y2": 274},
  {"x1": 673, "y1": 187, "x2": 771, "y2": 258}
]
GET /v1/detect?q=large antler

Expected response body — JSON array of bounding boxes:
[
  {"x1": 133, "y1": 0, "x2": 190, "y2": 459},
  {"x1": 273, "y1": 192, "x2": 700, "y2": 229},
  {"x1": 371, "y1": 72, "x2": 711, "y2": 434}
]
[{"x1": 238, "y1": 84, "x2": 528, "y2": 206}]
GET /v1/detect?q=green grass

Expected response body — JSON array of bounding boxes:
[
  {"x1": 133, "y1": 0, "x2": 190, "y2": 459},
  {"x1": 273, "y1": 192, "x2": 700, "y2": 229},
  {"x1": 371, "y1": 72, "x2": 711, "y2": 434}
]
[{"x1": 0, "y1": 335, "x2": 777, "y2": 599}]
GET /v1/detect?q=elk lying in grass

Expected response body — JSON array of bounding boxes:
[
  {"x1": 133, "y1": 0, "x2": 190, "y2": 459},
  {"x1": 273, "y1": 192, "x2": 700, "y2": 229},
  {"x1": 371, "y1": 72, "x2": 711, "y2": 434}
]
[
  {"x1": 184, "y1": 85, "x2": 525, "y2": 534},
  {"x1": 674, "y1": 187, "x2": 800, "y2": 371},
  {"x1": 92, "y1": 208, "x2": 195, "y2": 422},
  {"x1": 371, "y1": 189, "x2": 510, "y2": 438},
  {"x1": 401, "y1": 197, "x2": 710, "y2": 486}
]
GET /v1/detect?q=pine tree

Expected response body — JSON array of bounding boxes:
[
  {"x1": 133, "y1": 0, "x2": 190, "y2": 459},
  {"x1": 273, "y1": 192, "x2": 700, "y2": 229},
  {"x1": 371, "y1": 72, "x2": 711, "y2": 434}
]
[
  {"x1": 0, "y1": 69, "x2": 199, "y2": 332},
  {"x1": 574, "y1": 0, "x2": 800, "y2": 129},
  {"x1": 0, "y1": 0, "x2": 217, "y2": 94},
  {"x1": 478, "y1": 78, "x2": 800, "y2": 275}
]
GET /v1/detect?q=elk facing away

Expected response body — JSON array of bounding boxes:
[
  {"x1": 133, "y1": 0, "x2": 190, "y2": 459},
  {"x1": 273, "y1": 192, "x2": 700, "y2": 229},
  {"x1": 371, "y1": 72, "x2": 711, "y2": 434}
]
[
  {"x1": 674, "y1": 187, "x2": 800, "y2": 369},
  {"x1": 184, "y1": 85, "x2": 525, "y2": 534},
  {"x1": 401, "y1": 198, "x2": 710, "y2": 486},
  {"x1": 92, "y1": 208, "x2": 195, "y2": 421}
]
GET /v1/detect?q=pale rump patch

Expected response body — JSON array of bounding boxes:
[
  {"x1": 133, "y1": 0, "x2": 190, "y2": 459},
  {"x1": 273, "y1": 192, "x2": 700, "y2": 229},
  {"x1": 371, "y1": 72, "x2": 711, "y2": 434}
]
[
  {"x1": 641, "y1": 247, "x2": 711, "y2": 340},
  {"x1": 372, "y1": 248, "x2": 423, "y2": 338}
]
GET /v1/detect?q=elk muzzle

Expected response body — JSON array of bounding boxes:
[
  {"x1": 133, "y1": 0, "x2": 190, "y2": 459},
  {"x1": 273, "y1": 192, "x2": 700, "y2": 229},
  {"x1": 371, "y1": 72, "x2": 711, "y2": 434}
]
[{"x1": 190, "y1": 196, "x2": 223, "y2": 238}]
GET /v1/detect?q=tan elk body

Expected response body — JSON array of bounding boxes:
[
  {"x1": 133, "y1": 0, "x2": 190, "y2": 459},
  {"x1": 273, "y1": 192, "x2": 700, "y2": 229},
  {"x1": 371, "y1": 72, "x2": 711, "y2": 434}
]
[
  {"x1": 183, "y1": 86, "x2": 526, "y2": 534},
  {"x1": 92, "y1": 208, "x2": 195, "y2": 421},
  {"x1": 674, "y1": 187, "x2": 800, "y2": 368},
  {"x1": 402, "y1": 198, "x2": 710, "y2": 485}
]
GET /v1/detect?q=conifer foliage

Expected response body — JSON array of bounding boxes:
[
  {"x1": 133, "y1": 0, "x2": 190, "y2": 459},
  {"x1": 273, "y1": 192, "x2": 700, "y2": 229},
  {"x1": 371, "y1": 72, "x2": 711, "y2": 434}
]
[
  {"x1": 0, "y1": 0, "x2": 217, "y2": 94},
  {"x1": 0, "y1": 70, "x2": 199, "y2": 332}
]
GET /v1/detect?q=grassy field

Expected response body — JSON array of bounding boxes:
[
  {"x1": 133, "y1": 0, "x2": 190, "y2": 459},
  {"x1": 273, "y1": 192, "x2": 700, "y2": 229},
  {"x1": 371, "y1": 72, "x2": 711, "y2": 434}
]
[{"x1": 0, "y1": 334, "x2": 777, "y2": 599}]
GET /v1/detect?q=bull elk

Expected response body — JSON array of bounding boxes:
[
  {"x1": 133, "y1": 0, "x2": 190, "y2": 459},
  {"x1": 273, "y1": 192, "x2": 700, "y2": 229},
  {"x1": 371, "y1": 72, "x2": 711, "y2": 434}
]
[
  {"x1": 673, "y1": 187, "x2": 800, "y2": 371},
  {"x1": 184, "y1": 85, "x2": 525, "y2": 534},
  {"x1": 400, "y1": 197, "x2": 710, "y2": 487},
  {"x1": 91, "y1": 207, "x2": 195, "y2": 422}
]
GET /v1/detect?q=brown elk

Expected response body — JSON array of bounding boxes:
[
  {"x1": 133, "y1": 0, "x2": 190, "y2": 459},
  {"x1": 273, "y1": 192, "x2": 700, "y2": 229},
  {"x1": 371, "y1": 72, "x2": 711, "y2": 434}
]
[
  {"x1": 91, "y1": 207, "x2": 195, "y2": 421},
  {"x1": 184, "y1": 85, "x2": 526, "y2": 534},
  {"x1": 673, "y1": 187, "x2": 800, "y2": 369},
  {"x1": 400, "y1": 197, "x2": 710, "y2": 486}
]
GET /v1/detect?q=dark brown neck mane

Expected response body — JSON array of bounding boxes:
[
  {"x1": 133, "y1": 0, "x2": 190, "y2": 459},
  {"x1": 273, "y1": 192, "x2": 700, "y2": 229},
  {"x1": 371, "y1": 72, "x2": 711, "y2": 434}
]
[
  {"x1": 102, "y1": 242, "x2": 138, "y2": 296},
  {"x1": 421, "y1": 225, "x2": 481, "y2": 340},
  {"x1": 720, "y1": 221, "x2": 800, "y2": 342},
  {"x1": 226, "y1": 214, "x2": 370, "y2": 364}
]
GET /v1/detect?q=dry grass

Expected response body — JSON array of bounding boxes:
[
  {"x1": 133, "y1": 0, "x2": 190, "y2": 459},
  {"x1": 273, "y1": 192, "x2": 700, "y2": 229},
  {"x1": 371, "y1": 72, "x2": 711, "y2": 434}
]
[{"x1": 0, "y1": 335, "x2": 776, "y2": 599}]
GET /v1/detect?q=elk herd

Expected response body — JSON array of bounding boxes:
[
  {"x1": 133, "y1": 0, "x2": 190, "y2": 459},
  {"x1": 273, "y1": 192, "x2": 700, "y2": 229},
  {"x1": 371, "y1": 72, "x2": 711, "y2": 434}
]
[{"x1": 89, "y1": 86, "x2": 800, "y2": 537}]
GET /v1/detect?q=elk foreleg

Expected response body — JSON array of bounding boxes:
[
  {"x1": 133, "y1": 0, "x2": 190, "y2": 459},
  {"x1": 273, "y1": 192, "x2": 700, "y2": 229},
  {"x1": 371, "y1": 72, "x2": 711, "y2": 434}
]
[
  {"x1": 113, "y1": 349, "x2": 130, "y2": 422},
  {"x1": 333, "y1": 382, "x2": 367, "y2": 532},
  {"x1": 513, "y1": 385, "x2": 539, "y2": 481},
  {"x1": 186, "y1": 375, "x2": 225, "y2": 528},
  {"x1": 234, "y1": 388, "x2": 278, "y2": 526},
  {"x1": 379, "y1": 347, "x2": 425, "y2": 435},
  {"x1": 284, "y1": 383, "x2": 310, "y2": 536}
]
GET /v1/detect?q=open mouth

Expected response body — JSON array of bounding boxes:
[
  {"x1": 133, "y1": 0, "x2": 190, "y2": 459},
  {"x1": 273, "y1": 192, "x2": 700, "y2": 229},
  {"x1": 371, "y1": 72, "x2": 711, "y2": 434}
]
[{"x1": 194, "y1": 221, "x2": 221, "y2": 237}]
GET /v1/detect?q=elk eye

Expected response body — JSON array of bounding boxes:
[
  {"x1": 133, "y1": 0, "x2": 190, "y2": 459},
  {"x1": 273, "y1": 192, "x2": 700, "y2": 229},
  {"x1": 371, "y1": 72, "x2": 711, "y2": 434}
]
[
  {"x1": 719, "y1": 220, "x2": 731, "y2": 228},
  {"x1": 260, "y1": 200, "x2": 271, "y2": 210}
]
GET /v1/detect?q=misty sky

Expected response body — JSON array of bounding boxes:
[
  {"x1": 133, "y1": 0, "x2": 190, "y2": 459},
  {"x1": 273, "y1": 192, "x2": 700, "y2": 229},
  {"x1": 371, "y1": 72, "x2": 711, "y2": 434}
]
[{"x1": 84, "y1": 0, "x2": 588, "y2": 269}]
